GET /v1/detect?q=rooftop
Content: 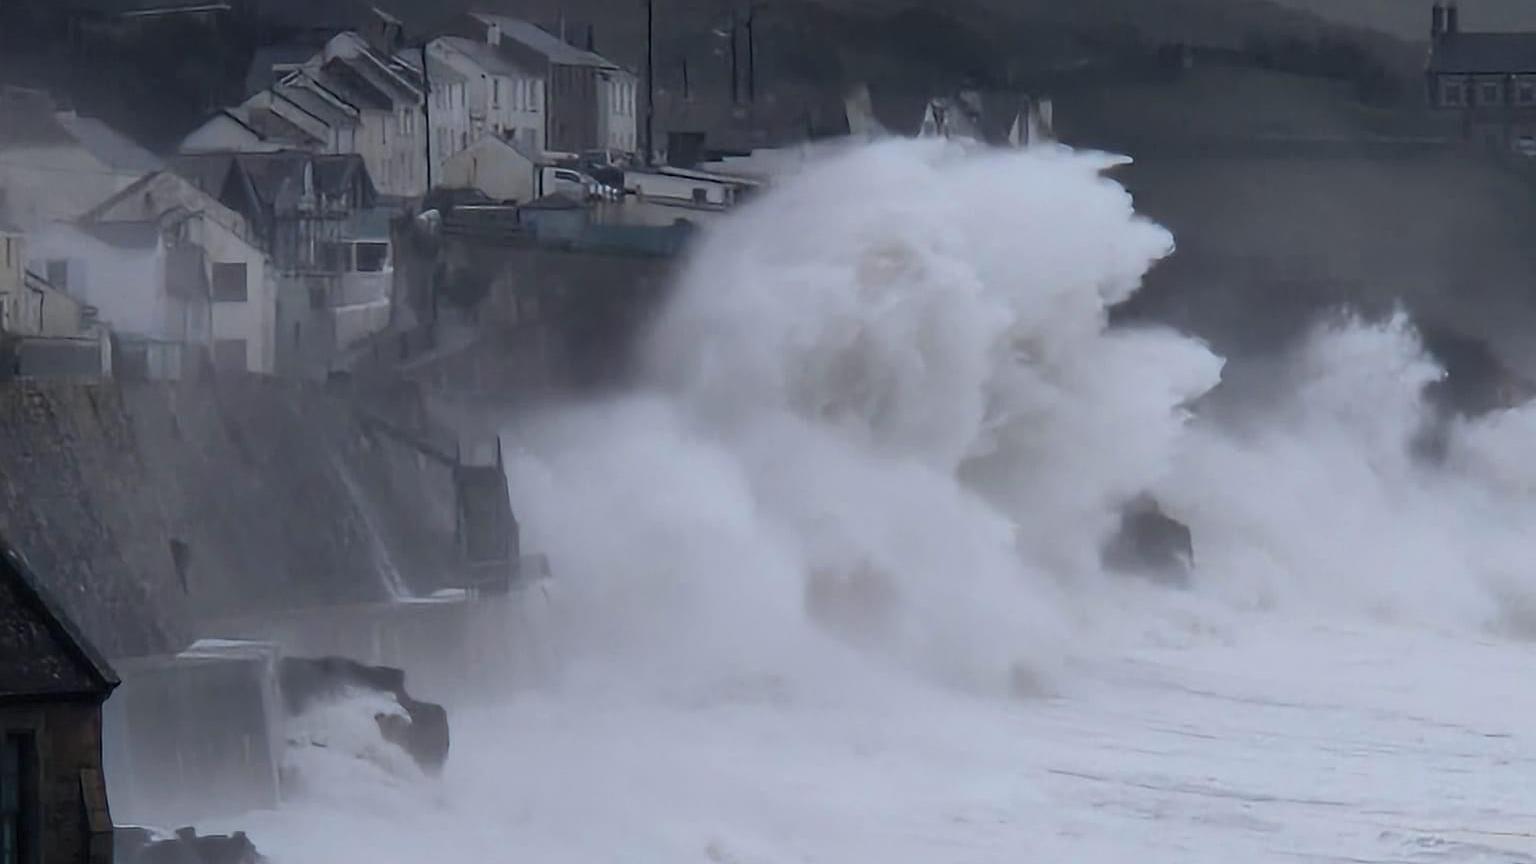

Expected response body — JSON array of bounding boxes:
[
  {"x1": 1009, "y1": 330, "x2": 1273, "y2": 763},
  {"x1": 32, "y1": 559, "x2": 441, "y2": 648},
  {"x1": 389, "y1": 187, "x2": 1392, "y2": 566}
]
[
  {"x1": 470, "y1": 13, "x2": 624, "y2": 70},
  {"x1": 55, "y1": 113, "x2": 164, "y2": 173},
  {"x1": 1428, "y1": 31, "x2": 1536, "y2": 74},
  {"x1": 79, "y1": 221, "x2": 162, "y2": 250},
  {"x1": 433, "y1": 35, "x2": 536, "y2": 78},
  {"x1": 0, "y1": 535, "x2": 119, "y2": 702}
]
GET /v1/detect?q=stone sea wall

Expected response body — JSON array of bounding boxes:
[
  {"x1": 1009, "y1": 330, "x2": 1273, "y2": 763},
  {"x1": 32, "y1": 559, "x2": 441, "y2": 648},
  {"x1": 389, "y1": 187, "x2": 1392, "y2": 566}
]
[{"x1": 0, "y1": 377, "x2": 467, "y2": 659}]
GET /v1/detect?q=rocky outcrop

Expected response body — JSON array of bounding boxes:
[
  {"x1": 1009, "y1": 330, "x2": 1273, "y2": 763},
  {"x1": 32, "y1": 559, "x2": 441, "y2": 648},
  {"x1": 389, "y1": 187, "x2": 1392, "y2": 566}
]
[
  {"x1": 114, "y1": 827, "x2": 262, "y2": 864},
  {"x1": 278, "y1": 656, "x2": 450, "y2": 773},
  {"x1": 1102, "y1": 495, "x2": 1194, "y2": 586}
]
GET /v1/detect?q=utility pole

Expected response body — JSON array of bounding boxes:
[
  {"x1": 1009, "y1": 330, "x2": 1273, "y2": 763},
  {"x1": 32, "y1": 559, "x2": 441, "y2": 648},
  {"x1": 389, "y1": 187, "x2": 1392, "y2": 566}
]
[
  {"x1": 420, "y1": 42, "x2": 433, "y2": 191},
  {"x1": 645, "y1": 0, "x2": 655, "y2": 165},
  {"x1": 729, "y1": 9, "x2": 739, "y2": 104},
  {"x1": 746, "y1": 6, "x2": 756, "y2": 103}
]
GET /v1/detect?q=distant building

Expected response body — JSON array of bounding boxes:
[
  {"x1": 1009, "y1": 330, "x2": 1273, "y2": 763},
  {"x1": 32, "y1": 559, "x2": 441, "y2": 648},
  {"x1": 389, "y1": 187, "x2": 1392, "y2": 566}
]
[
  {"x1": 0, "y1": 88, "x2": 162, "y2": 229},
  {"x1": 469, "y1": 14, "x2": 639, "y2": 157},
  {"x1": 169, "y1": 152, "x2": 393, "y2": 378},
  {"x1": 26, "y1": 218, "x2": 214, "y2": 380},
  {"x1": 0, "y1": 536, "x2": 119, "y2": 864},
  {"x1": 428, "y1": 35, "x2": 548, "y2": 155},
  {"x1": 1426, "y1": 1, "x2": 1536, "y2": 151},
  {"x1": 186, "y1": 32, "x2": 429, "y2": 198},
  {"x1": 0, "y1": 219, "x2": 113, "y2": 380},
  {"x1": 81, "y1": 170, "x2": 278, "y2": 375},
  {"x1": 844, "y1": 83, "x2": 1051, "y2": 148}
]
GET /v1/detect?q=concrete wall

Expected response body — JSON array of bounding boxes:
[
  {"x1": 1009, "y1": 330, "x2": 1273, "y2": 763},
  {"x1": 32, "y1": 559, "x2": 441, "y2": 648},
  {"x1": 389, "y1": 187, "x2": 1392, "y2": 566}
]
[{"x1": 0, "y1": 378, "x2": 468, "y2": 659}]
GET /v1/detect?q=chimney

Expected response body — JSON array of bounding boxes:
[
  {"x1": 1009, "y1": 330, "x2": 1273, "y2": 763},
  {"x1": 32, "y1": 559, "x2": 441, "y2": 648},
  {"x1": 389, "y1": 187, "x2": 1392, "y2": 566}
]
[
  {"x1": 586, "y1": 23, "x2": 595, "y2": 52},
  {"x1": 1447, "y1": 2, "x2": 1460, "y2": 34},
  {"x1": 1432, "y1": 2, "x2": 1445, "y2": 38},
  {"x1": 486, "y1": 21, "x2": 501, "y2": 47}
]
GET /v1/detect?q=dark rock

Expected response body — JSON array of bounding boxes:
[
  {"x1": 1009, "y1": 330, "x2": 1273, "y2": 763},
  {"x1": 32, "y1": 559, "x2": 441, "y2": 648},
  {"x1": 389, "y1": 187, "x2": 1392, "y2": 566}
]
[
  {"x1": 1102, "y1": 495, "x2": 1194, "y2": 587},
  {"x1": 278, "y1": 656, "x2": 450, "y2": 773},
  {"x1": 114, "y1": 827, "x2": 261, "y2": 864}
]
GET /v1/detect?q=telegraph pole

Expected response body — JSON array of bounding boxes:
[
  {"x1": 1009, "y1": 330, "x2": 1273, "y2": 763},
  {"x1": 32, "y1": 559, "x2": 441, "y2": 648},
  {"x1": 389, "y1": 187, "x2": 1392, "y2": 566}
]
[
  {"x1": 420, "y1": 42, "x2": 433, "y2": 190},
  {"x1": 746, "y1": 6, "x2": 756, "y2": 103},
  {"x1": 644, "y1": 0, "x2": 655, "y2": 165}
]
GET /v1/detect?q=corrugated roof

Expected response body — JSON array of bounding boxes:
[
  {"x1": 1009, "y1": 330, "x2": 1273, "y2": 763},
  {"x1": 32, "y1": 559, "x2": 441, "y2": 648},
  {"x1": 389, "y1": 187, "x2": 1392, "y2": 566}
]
[
  {"x1": 55, "y1": 114, "x2": 163, "y2": 173},
  {"x1": 471, "y1": 14, "x2": 622, "y2": 70},
  {"x1": 1429, "y1": 32, "x2": 1536, "y2": 74}
]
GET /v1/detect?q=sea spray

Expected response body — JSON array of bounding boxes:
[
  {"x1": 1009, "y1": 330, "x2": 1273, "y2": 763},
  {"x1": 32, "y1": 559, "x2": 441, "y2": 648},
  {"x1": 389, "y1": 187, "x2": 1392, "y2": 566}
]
[{"x1": 506, "y1": 138, "x2": 1225, "y2": 695}]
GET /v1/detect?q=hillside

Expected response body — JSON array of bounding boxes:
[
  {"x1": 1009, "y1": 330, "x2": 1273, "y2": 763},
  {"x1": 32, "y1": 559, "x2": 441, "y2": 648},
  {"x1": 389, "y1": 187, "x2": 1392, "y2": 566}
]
[{"x1": 0, "y1": 0, "x2": 1424, "y2": 152}]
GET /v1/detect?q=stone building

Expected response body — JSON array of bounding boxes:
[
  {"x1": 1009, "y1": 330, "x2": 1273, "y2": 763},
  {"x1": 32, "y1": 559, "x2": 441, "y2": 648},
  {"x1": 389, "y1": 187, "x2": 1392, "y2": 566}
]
[
  {"x1": 1425, "y1": 2, "x2": 1536, "y2": 151},
  {"x1": 0, "y1": 536, "x2": 118, "y2": 864}
]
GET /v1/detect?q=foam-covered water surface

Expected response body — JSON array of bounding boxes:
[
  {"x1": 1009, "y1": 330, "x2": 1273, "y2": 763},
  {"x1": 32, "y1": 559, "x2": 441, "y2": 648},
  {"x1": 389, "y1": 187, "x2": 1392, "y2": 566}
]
[{"x1": 208, "y1": 139, "x2": 1536, "y2": 862}]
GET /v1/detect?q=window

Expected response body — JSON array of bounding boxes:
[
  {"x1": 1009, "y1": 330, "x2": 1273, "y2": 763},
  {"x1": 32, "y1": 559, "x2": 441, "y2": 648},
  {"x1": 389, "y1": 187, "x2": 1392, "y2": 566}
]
[
  {"x1": 1480, "y1": 81, "x2": 1503, "y2": 105},
  {"x1": 2, "y1": 732, "x2": 36, "y2": 864},
  {"x1": 318, "y1": 241, "x2": 348, "y2": 273},
  {"x1": 211, "y1": 262, "x2": 248, "y2": 302},
  {"x1": 1519, "y1": 81, "x2": 1536, "y2": 105},
  {"x1": 493, "y1": 78, "x2": 501, "y2": 108},
  {"x1": 1440, "y1": 78, "x2": 1464, "y2": 106},
  {"x1": 354, "y1": 242, "x2": 389, "y2": 273},
  {"x1": 45, "y1": 259, "x2": 67, "y2": 291},
  {"x1": 692, "y1": 187, "x2": 709, "y2": 204},
  {"x1": 214, "y1": 338, "x2": 247, "y2": 372}
]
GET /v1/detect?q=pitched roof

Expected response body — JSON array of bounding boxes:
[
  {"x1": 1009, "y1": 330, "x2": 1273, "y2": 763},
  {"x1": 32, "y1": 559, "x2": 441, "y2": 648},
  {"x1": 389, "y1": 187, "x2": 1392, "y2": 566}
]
[
  {"x1": 79, "y1": 221, "x2": 162, "y2": 250},
  {"x1": 0, "y1": 536, "x2": 119, "y2": 702},
  {"x1": 321, "y1": 56, "x2": 397, "y2": 110},
  {"x1": 1428, "y1": 32, "x2": 1536, "y2": 74},
  {"x1": 246, "y1": 43, "x2": 325, "y2": 96},
  {"x1": 0, "y1": 88, "x2": 74, "y2": 148},
  {"x1": 470, "y1": 14, "x2": 623, "y2": 70},
  {"x1": 433, "y1": 35, "x2": 533, "y2": 78},
  {"x1": 168, "y1": 152, "x2": 238, "y2": 198},
  {"x1": 55, "y1": 113, "x2": 164, "y2": 173}
]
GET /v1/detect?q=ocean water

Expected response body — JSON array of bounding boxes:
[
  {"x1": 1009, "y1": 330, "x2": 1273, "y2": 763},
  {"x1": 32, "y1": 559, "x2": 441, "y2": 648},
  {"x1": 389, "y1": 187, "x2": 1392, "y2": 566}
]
[{"x1": 213, "y1": 139, "x2": 1536, "y2": 863}]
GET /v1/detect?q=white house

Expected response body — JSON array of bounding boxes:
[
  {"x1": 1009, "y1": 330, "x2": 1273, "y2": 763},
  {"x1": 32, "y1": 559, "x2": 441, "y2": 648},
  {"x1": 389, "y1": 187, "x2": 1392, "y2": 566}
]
[
  {"x1": 440, "y1": 135, "x2": 539, "y2": 202},
  {"x1": 81, "y1": 171, "x2": 278, "y2": 374},
  {"x1": 0, "y1": 88, "x2": 162, "y2": 229},
  {"x1": 394, "y1": 51, "x2": 473, "y2": 184},
  {"x1": 428, "y1": 35, "x2": 546, "y2": 155},
  {"x1": 465, "y1": 15, "x2": 639, "y2": 157},
  {"x1": 27, "y1": 220, "x2": 208, "y2": 380},
  {"x1": 0, "y1": 224, "x2": 89, "y2": 339},
  {"x1": 185, "y1": 32, "x2": 428, "y2": 199}
]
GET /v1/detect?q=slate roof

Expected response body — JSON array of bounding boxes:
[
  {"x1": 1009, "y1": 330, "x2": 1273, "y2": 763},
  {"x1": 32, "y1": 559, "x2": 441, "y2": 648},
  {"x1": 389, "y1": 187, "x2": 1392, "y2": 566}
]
[
  {"x1": 320, "y1": 57, "x2": 397, "y2": 110},
  {"x1": 1429, "y1": 32, "x2": 1536, "y2": 74},
  {"x1": 246, "y1": 43, "x2": 325, "y2": 96},
  {"x1": 55, "y1": 113, "x2": 164, "y2": 173},
  {"x1": 434, "y1": 35, "x2": 534, "y2": 78},
  {"x1": 80, "y1": 221, "x2": 162, "y2": 250},
  {"x1": 470, "y1": 13, "x2": 623, "y2": 70},
  {"x1": 0, "y1": 535, "x2": 119, "y2": 702},
  {"x1": 0, "y1": 88, "x2": 74, "y2": 148}
]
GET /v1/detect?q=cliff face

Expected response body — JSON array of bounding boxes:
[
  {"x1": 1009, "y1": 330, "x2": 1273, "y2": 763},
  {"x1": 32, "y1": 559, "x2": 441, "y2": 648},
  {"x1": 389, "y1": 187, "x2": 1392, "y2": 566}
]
[{"x1": 0, "y1": 378, "x2": 466, "y2": 659}]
